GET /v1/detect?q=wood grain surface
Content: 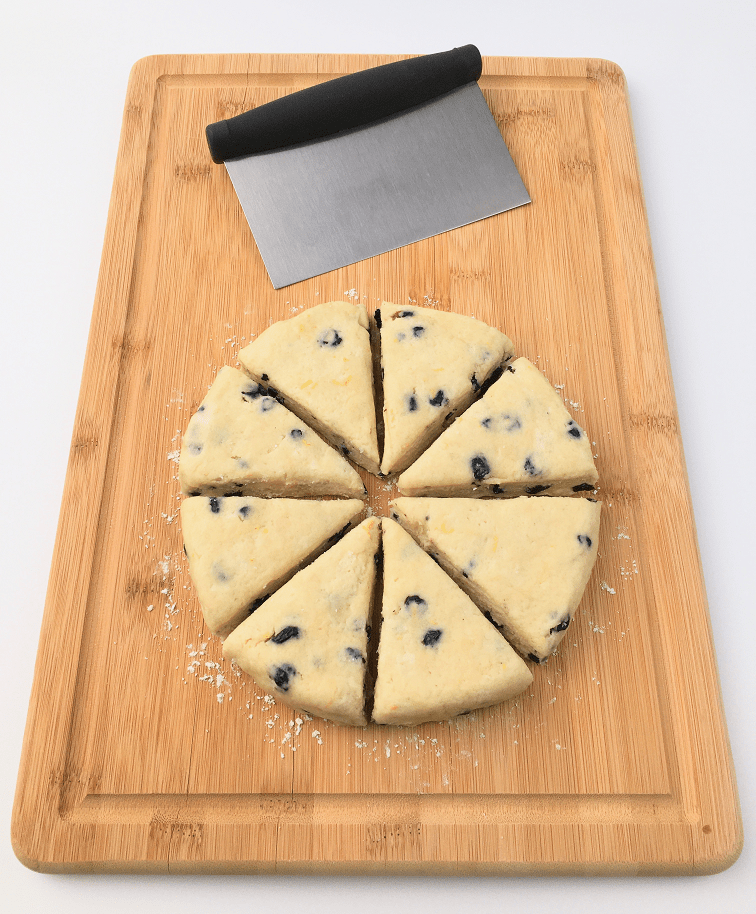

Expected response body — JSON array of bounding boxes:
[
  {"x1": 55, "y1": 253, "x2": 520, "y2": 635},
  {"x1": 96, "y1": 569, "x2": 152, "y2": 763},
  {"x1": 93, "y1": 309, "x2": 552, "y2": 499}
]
[{"x1": 11, "y1": 53, "x2": 742, "y2": 874}]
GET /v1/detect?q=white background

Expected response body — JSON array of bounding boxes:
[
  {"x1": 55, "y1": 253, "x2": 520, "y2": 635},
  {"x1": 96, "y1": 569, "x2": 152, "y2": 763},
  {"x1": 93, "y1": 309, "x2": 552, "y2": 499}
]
[{"x1": 2, "y1": 1, "x2": 754, "y2": 911}]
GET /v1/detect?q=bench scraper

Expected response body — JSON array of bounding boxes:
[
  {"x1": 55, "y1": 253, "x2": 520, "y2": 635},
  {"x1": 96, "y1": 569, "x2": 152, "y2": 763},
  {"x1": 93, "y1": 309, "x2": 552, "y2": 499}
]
[{"x1": 206, "y1": 45, "x2": 530, "y2": 289}]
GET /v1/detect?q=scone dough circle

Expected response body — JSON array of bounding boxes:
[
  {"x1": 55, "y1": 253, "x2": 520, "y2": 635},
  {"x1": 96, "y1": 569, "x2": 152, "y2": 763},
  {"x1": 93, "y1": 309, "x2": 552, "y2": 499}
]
[{"x1": 180, "y1": 301, "x2": 600, "y2": 726}]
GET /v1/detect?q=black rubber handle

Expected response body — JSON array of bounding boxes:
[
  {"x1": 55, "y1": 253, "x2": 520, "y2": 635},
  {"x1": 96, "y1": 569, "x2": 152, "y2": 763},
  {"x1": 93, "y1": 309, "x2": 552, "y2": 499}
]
[{"x1": 206, "y1": 45, "x2": 482, "y2": 163}]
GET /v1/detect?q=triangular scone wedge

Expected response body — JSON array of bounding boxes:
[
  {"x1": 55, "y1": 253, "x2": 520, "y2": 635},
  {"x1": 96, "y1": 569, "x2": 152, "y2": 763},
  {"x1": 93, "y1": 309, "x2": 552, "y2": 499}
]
[
  {"x1": 237, "y1": 302, "x2": 380, "y2": 474},
  {"x1": 373, "y1": 519, "x2": 533, "y2": 725},
  {"x1": 181, "y1": 496, "x2": 363, "y2": 638},
  {"x1": 397, "y1": 358, "x2": 598, "y2": 497},
  {"x1": 379, "y1": 304, "x2": 513, "y2": 475},
  {"x1": 222, "y1": 518, "x2": 380, "y2": 726},
  {"x1": 391, "y1": 496, "x2": 601, "y2": 663},
  {"x1": 179, "y1": 366, "x2": 365, "y2": 498}
]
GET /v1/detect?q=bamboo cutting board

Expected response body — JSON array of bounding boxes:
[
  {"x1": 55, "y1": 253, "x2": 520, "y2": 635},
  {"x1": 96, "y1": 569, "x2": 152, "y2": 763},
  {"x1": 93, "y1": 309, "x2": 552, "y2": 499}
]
[{"x1": 12, "y1": 53, "x2": 742, "y2": 874}]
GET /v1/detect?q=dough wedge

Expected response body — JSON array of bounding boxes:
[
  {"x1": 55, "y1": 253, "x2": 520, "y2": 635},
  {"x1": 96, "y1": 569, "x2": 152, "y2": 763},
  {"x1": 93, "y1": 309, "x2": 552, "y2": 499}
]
[
  {"x1": 372, "y1": 518, "x2": 533, "y2": 725},
  {"x1": 179, "y1": 366, "x2": 365, "y2": 498},
  {"x1": 238, "y1": 301, "x2": 380, "y2": 474},
  {"x1": 378, "y1": 303, "x2": 513, "y2": 475},
  {"x1": 223, "y1": 518, "x2": 380, "y2": 726},
  {"x1": 181, "y1": 496, "x2": 364, "y2": 638},
  {"x1": 391, "y1": 496, "x2": 600, "y2": 663}
]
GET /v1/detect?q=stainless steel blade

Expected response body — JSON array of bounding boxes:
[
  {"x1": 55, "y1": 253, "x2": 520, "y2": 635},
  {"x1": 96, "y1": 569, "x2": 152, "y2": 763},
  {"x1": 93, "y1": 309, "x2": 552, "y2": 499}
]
[{"x1": 225, "y1": 82, "x2": 530, "y2": 289}]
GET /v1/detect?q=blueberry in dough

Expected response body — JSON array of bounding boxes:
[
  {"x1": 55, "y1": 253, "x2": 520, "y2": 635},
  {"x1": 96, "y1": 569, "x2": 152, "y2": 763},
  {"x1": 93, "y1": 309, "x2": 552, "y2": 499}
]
[
  {"x1": 404, "y1": 594, "x2": 428, "y2": 611},
  {"x1": 573, "y1": 482, "x2": 594, "y2": 492},
  {"x1": 478, "y1": 364, "x2": 503, "y2": 394},
  {"x1": 271, "y1": 663, "x2": 297, "y2": 691},
  {"x1": 471, "y1": 455, "x2": 491, "y2": 481},
  {"x1": 212, "y1": 562, "x2": 230, "y2": 583},
  {"x1": 487, "y1": 365, "x2": 504, "y2": 384},
  {"x1": 429, "y1": 390, "x2": 448, "y2": 407},
  {"x1": 567, "y1": 420, "x2": 582, "y2": 439},
  {"x1": 396, "y1": 310, "x2": 415, "y2": 318},
  {"x1": 483, "y1": 609, "x2": 501, "y2": 630},
  {"x1": 290, "y1": 428, "x2": 304, "y2": 439},
  {"x1": 270, "y1": 625, "x2": 300, "y2": 644},
  {"x1": 241, "y1": 384, "x2": 264, "y2": 400},
  {"x1": 577, "y1": 534, "x2": 593, "y2": 548},
  {"x1": 490, "y1": 483, "x2": 504, "y2": 495},
  {"x1": 260, "y1": 397, "x2": 277, "y2": 411},
  {"x1": 523, "y1": 456, "x2": 540, "y2": 477},
  {"x1": 237, "y1": 505, "x2": 251, "y2": 519},
  {"x1": 471, "y1": 373, "x2": 480, "y2": 391},
  {"x1": 407, "y1": 394, "x2": 418, "y2": 412},
  {"x1": 549, "y1": 615, "x2": 571, "y2": 634},
  {"x1": 209, "y1": 496, "x2": 220, "y2": 514},
  {"x1": 422, "y1": 628, "x2": 442, "y2": 646},
  {"x1": 318, "y1": 328, "x2": 343, "y2": 347},
  {"x1": 250, "y1": 595, "x2": 268, "y2": 613},
  {"x1": 480, "y1": 417, "x2": 493, "y2": 429},
  {"x1": 345, "y1": 647, "x2": 365, "y2": 663},
  {"x1": 525, "y1": 484, "x2": 551, "y2": 494},
  {"x1": 412, "y1": 326, "x2": 425, "y2": 338},
  {"x1": 505, "y1": 415, "x2": 522, "y2": 432}
]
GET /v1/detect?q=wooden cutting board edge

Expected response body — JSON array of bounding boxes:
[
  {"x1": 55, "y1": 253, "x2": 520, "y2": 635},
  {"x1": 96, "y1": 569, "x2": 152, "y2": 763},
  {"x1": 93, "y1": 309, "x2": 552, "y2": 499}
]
[{"x1": 11, "y1": 52, "x2": 743, "y2": 875}]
